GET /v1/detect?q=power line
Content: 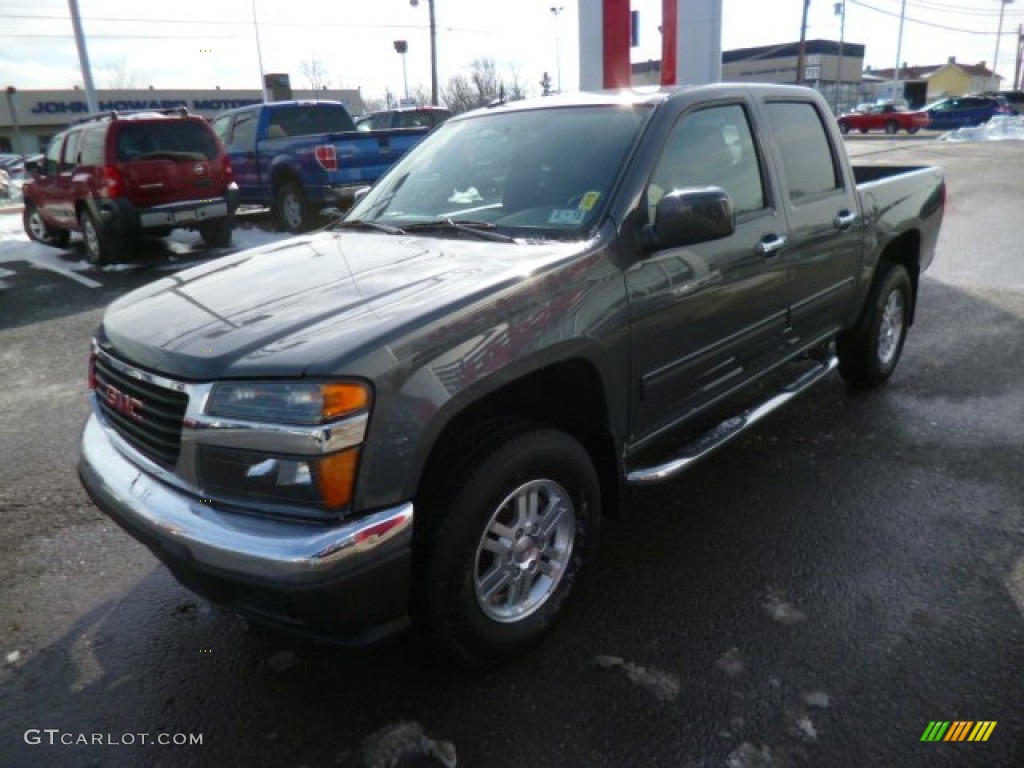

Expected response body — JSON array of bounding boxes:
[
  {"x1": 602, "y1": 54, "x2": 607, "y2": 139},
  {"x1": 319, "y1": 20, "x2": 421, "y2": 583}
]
[{"x1": 847, "y1": 0, "x2": 1017, "y2": 35}]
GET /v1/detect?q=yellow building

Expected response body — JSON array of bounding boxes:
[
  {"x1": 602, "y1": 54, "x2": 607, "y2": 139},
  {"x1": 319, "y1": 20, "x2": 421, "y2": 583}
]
[{"x1": 866, "y1": 57, "x2": 1000, "y2": 103}]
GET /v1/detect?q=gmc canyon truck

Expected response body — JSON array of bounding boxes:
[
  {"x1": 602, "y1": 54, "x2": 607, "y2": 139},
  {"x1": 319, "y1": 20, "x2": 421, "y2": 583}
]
[
  {"x1": 210, "y1": 100, "x2": 429, "y2": 233},
  {"x1": 79, "y1": 84, "x2": 945, "y2": 667}
]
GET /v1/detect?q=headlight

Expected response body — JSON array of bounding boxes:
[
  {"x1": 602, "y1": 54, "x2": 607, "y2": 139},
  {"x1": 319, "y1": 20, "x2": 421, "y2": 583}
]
[
  {"x1": 200, "y1": 380, "x2": 370, "y2": 513},
  {"x1": 207, "y1": 381, "x2": 370, "y2": 424}
]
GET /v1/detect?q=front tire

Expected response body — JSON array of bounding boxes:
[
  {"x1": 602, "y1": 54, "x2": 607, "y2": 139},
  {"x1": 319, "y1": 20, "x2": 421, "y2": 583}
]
[
  {"x1": 415, "y1": 425, "x2": 601, "y2": 668},
  {"x1": 838, "y1": 121, "x2": 850, "y2": 135},
  {"x1": 837, "y1": 263, "x2": 912, "y2": 388},
  {"x1": 23, "y1": 203, "x2": 70, "y2": 248}
]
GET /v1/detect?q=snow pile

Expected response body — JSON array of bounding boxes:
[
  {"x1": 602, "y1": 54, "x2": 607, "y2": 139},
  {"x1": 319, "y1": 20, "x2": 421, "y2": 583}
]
[{"x1": 943, "y1": 115, "x2": 1024, "y2": 142}]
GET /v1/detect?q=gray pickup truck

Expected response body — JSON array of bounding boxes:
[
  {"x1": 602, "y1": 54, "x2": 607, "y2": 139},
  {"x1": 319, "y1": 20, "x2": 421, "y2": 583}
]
[{"x1": 79, "y1": 84, "x2": 945, "y2": 666}]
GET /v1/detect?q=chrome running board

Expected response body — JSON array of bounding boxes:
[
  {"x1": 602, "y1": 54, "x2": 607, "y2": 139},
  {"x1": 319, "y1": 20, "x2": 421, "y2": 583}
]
[{"x1": 625, "y1": 355, "x2": 838, "y2": 485}]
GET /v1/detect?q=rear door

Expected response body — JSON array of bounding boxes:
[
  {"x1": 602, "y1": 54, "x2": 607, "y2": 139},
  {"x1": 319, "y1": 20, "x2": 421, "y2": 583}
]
[
  {"x1": 760, "y1": 97, "x2": 863, "y2": 347},
  {"x1": 48, "y1": 128, "x2": 82, "y2": 227},
  {"x1": 114, "y1": 119, "x2": 222, "y2": 207},
  {"x1": 626, "y1": 99, "x2": 793, "y2": 441}
]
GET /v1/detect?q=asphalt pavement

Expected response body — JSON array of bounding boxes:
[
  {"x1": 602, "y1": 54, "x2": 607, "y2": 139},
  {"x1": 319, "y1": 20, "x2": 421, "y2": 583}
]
[{"x1": 0, "y1": 136, "x2": 1021, "y2": 768}]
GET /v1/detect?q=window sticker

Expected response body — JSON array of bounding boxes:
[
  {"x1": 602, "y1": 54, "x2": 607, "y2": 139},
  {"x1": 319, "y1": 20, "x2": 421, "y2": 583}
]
[
  {"x1": 578, "y1": 190, "x2": 601, "y2": 211},
  {"x1": 548, "y1": 208, "x2": 586, "y2": 225}
]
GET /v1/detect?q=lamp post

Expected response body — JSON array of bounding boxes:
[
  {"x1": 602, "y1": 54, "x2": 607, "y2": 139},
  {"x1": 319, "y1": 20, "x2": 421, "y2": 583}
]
[
  {"x1": 410, "y1": 0, "x2": 438, "y2": 106},
  {"x1": 994, "y1": 0, "x2": 1015, "y2": 81},
  {"x1": 5, "y1": 87, "x2": 22, "y2": 156},
  {"x1": 833, "y1": 0, "x2": 846, "y2": 113},
  {"x1": 551, "y1": 6, "x2": 564, "y2": 93},
  {"x1": 394, "y1": 40, "x2": 410, "y2": 104}
]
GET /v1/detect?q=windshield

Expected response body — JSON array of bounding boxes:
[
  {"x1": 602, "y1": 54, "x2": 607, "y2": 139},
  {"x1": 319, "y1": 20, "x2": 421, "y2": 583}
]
[{"x1": 346, "y1": 104, "x2": 651, "y2": 239}]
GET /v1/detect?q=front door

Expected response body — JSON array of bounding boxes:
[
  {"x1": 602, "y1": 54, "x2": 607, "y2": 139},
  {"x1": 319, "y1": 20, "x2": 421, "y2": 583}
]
[{"x1": 626, "y1": 102, "x2": 791, "y2": 445}]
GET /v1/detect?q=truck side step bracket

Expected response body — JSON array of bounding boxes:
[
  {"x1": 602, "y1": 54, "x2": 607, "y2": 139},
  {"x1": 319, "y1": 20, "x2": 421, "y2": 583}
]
[{"x1": 625, "y1": 355, "x2": 838, "y2": 485}]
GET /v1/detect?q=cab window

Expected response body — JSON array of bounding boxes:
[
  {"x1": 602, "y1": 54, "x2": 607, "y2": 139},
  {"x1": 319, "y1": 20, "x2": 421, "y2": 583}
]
[{"x1": 648, "y1": 103, "x2": 766, "y2": 219}]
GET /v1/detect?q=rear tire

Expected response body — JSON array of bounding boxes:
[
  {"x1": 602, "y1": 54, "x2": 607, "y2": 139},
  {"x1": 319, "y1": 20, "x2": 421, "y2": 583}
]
[
  {"x1": 275, "y1": 182, "x2": 316, "y2": 233},
  {"x1": 837, "y1": 263, "x2": 912, "y2": 388},
  {"x1": 79, "y1": 209, "x2": 114, "y2": 265},
  {"x1": 838, "y1": 121, "x2": 850, "y2": 135},
  {"x1": 414, "y1": 424, "x2": 601, "y2": 668},
  {"x1": 198, "y1": 216, "x2": 234, "y2": 248},
  {"x1": 23, "y1": 203, "x2": 70, "y2": 248}
]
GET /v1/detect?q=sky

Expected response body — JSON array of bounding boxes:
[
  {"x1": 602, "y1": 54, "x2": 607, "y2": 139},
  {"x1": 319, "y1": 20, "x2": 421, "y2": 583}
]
[{"x1": 1, "y1": 0, "x2": 1022, "y2": 101}]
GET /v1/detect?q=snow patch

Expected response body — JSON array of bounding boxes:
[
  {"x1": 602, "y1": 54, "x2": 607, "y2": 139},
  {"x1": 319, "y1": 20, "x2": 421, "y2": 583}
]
[
  {"x1": 361, "y1": 721, "x2": 457, "y2": 768},
  {"x1": 761, "y1": 591, "x2": 807, "y2": 626},
  {"x1": 593, "y1": 654, "x2": 681, "y2": 701},
  {"x1": 943, "y1": 115, "x2": 1024, "y2": 142},
  {"x1": 715, "y1": 646, "x2": 745, "y2": 676},
  {"x1": 726, "y1": 742, "x2": 776, "y2": 768},
  {"x1": 803, "y1": 690, "x2": 830, "y2": 709}
]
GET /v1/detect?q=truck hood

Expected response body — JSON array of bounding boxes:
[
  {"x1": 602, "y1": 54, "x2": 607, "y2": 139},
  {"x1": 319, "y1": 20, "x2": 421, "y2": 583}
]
[{"x1": 99, "y1": 231, "x2": 585, "y2": 379}]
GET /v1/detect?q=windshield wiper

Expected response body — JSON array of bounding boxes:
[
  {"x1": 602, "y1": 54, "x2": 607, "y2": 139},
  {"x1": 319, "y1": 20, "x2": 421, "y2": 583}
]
[
  {"x1": 402, "y1": 219, "x2": 516, "y2": 243},
  {"x1": 332, "y1": 219, "x2": 406, "y2": 235}
]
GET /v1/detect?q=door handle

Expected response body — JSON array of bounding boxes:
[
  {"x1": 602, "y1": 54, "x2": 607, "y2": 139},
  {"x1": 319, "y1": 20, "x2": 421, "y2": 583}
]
[
  {"x1": 834, "y1": 210, "x2": 858, "y2": 229},
  {"x1": 756, "y1": 234, "x2": 786, "y2": 257}
]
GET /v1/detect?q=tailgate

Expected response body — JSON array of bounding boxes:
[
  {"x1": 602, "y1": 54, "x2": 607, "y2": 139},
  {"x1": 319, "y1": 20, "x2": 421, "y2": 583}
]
[{"x1": 327, "y1": 129, "x2": 429, "y2": 185}]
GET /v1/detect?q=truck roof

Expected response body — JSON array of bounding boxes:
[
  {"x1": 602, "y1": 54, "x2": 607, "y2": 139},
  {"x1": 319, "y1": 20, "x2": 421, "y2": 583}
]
[{"x1": 453, "y1": 82, "x2": 826, "y2": 120}]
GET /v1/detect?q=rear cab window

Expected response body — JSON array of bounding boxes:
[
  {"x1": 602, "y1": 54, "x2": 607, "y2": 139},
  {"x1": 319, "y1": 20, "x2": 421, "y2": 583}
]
[
  {"x1": 763, "y1": 101, "x2": 843, "y2": 203},
  {"x1": 266, "y1": 104, "x2": 355, "y2": 138}
]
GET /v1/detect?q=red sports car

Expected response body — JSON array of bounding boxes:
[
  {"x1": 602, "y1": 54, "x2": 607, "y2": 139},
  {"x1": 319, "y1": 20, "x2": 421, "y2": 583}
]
[{"x1": 837, "y1": 103, "x2": 930, "y2": 135}]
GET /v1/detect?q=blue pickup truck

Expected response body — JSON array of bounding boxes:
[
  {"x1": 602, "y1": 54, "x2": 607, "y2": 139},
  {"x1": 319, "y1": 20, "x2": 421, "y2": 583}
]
[{"x1": 211, "y1": 101, "x2": 429, "y2": 232}]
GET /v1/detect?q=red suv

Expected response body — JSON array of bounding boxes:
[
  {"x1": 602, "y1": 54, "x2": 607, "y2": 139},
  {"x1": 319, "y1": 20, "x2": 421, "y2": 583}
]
[{"x1": 22, "y1": 108, "x2": 238, "y2": 264}]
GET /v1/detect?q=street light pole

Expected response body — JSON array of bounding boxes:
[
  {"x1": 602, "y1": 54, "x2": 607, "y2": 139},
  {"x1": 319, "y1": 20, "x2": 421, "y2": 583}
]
[
  {"x1": 410, "y1": 0, "x2": 438, "y2": 107},
  {"x1": 394, "y1": 40, "x2": 410, "y2": 103},
  {"x1": 551, "y1": 6, "x2": 564, "y2": 93}
]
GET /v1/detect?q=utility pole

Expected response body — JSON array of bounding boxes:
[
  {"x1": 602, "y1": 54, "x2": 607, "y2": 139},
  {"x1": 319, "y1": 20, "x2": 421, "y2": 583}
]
[
  {"x1": 894, "y1": 0, "x2": 907, "y2": 80},
  {"x1": 1016, "y1": 23, "x2": 1024, "y2": 89},
  {"x1": 796, "y1": 0, "x2": 810, "y2": 84},
  {"x1": 993, "y1": 0, "x2": 1014, "y2": 83},
  {"x1": 252, "y1": 0, "x2": 268, "y2": 102},
  {"x1": 68, "y1": 0, "x2": 98, "y2": 113}
]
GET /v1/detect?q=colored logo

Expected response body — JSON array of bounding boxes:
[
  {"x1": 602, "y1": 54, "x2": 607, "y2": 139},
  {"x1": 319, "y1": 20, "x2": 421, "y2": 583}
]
[{"x1": 920, "y1": 721, "x2": 997, "y2": 742}]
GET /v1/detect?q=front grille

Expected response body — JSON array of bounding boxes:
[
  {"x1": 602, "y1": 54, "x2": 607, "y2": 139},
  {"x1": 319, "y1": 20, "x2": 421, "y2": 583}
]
[{"x1": 94, "y1": 354, "x2": 189, "y2": 469}]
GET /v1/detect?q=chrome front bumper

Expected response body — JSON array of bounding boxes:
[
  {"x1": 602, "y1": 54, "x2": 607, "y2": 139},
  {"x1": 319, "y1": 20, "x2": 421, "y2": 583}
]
[{"x1": 78, "y1": 412, "x2": 414, "y2": 587}]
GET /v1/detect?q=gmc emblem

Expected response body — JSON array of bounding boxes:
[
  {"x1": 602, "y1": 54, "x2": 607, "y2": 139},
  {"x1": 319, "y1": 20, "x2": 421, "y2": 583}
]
[{"x1": 100, "y1": 382, "x2": 144, "y2": 422}]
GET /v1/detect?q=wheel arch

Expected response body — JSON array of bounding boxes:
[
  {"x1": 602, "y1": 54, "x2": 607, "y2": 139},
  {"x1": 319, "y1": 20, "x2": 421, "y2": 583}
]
[
  {"x1": 413, "y1": 357, "x2": 623, "y2": 534},
  {"x1": 875, "y1": 229, "x2": 922, "y2": 324}
]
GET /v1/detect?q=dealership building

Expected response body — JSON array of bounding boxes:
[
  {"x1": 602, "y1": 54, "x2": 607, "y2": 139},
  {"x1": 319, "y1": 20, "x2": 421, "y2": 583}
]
[
  {"x1": 0, "y1": 87, "x2": 367, "y2": 155},
  {"x1": 633, "y1": 39, "x2": 870, "y2": 113}
]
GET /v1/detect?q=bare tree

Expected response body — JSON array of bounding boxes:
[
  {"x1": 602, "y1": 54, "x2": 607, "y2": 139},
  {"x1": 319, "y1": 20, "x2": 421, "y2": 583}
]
[
  {"x1": 442, "y1": 58, "x2": 526, "y2": 114},
  {"x1": 99, "y1": 58, "x2": 147, "y2": 89},
  {"x1": 300, "y1": 56, "x2": 331, "y2": 91}
]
